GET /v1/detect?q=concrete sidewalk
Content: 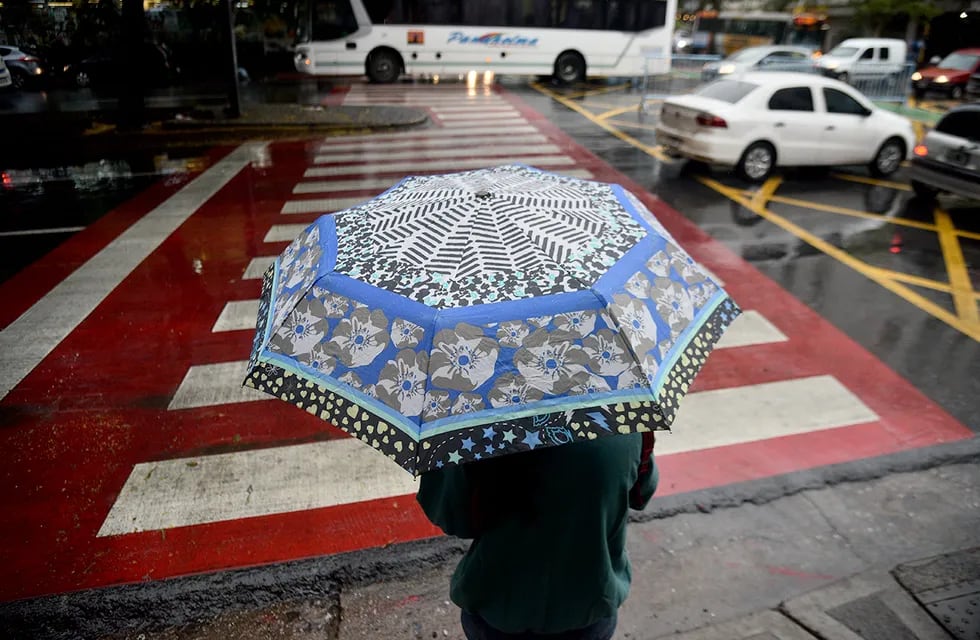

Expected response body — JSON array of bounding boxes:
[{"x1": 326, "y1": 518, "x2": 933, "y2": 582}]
[{"x1": 3, "y1": 443, "x2": 978, "y2": 640}]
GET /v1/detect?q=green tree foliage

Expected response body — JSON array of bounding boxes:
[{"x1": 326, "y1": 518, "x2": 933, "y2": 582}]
[{"x1": 853, "y1": 0, "x2": 940, "y2": 35}]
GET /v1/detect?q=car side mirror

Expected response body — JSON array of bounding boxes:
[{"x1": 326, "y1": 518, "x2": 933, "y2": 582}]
[{"x1": 929, "y1": 56, "x2": 941, "y2": 65}]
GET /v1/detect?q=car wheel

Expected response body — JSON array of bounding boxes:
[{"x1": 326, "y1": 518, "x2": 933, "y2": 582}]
[
  {"x1": 869, "y1": 137, "x2": 905, "y2": 177},
  {"x1": 911, "y1": 180, "x2": 939, "y2": 200},
  {"x1": 10, "y1": 69, "x2": 27, "y2": 90},
  {"x1": 736, "y1": 141, "x2": 776, "y2": 183},
  {"x1": 366, "y1": 49, "x2": 401, "y2": 83},
  {"x1": 75, "y1": 70, "x2": 91, "y2": 88},
  {"x1": 554, "y1": 51, "x2": 586, "y2": 85},
  {"x1": 951, "y1": 85, "x2": 964, "y2": 100}
]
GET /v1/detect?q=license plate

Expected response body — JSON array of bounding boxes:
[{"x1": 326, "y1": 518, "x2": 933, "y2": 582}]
[
  {"x1": 946, "y1": 149, "x2": 970, "y2": 166},
  {"x1": 917, "y1": 80, "x2": 929, "y2": 88}
]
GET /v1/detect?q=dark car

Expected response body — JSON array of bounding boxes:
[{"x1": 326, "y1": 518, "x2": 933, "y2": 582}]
[
  {"x1": 0, "y1": 45, "x2": 45, "y2": 89},
  {"x1": 967, "y1": 72, "x2": 980, "y2": 98},
  {"x1": 911, "y1": 48, "x2": 980, "y2": 100},
  {"x1": 909, "y1": 102, "x2": 980, "y2": 201},
  {"x1": 62, "y1": 43, "x2": 179, "y2": 89}
]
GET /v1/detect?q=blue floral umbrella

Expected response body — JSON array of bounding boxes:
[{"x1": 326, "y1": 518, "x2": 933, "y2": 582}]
[{"x1": 244, "y1": 165, "x2": 740, "y2": 475}]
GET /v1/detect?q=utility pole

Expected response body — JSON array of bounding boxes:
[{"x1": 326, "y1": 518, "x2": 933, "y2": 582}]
[{"x1": 223, "y1": 0, "x2": 242, "y2": 118}]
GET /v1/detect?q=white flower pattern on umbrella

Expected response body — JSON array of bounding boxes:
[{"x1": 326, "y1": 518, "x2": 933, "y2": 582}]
[
  {"x1": 328, "y1": 308, "x2": 390, "y2": 367},
  {"x1": 338, "y1": 371, "x2": 363, "y2": 388},
  {"x1": 647, "y1": 250, "x2": 671, "y2": 277},
  {"x1": 488, "y1": 372, "x2": 545, "y2": 408},
  {"x1": 391, "y1": 318, "x2": 425, "y2": 348},
  {"x1": 553, "y1": 311, "x2": 596, "y2": 338},
  {"x1": 319, "y1": 292, "x2": 350, "y2": 318},
  {"x1": 653, "y1": 277, "x2": 695, "y2": 335},
  {"x1": 430, "y1": 323, "x2": 500, "y2": 391},
  {"x1": 421, "y1": 390, "x2": 451, "y2": 421},
  {"x1": 271, "y1": 308, "x2": 327, "y2": 355},
  {"x1": 375, "y1": 350, "x2": 429, "y2": 417},
  {"x1": 609, "y1": 294, "x2": 659, "y2": 354},
  {"x1": 452, "y1": 392, "x2": 486, "y2": 415},
  {"x1": 582, "y1": 329, "x2": 632, "y2": 376},
  {"x1": 514, "y1": 329, "x2": 589, "y2": 395},
  {"x1": 296, "y1": 342, "x2": 336, "y2": 375},
  {"x1": 571, "y1": 372, "x2": 612, "y2": 396},
  {"x1": 496, "y1": 321, "x2": 530, "y2": 348},
  {"x1": 669, "y1": 244, "x2": 710, "y2": 284},
  {"x1": 625, "y1": 271, "x2": 652, "y2": 299},
  {"x1": 617, "y1": 365, "x2": 649, "y2": 391}
]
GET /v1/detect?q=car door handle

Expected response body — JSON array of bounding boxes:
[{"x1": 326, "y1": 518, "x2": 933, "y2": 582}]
[
  {"x1": 774, "y1": 122, "x2": 785, "y2": 128},
  {"x1": 825, "y1": 125, "x2": 836, "y2": 131},
  {"x1": 346, "y1": 42, "x2": 356, "y2": 50}
]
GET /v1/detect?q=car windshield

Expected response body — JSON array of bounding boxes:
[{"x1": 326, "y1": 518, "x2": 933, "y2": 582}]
[
  {"x1": 696, "y1": 80, "x2": 758, "y2": 103},
  {"x1": 826, "y1": 46, "x2": 858, "y2": 58},
  {"x1": 938, "y1": 53, "x2": 980, "y2": 71}
]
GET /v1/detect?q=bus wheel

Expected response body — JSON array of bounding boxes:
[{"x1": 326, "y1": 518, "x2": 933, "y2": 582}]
[
  {"x1": 554, "y1": 51, "x2": 585, "y2": 85},
  {"x1": 367, "y1": 49, "x2": 401, "y2": 83}
]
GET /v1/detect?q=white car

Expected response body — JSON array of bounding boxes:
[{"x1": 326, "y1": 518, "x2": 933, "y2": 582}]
[
  {"x1": 701, "y1": 45, "x2": 816, "y2": 83},
  {"x1": 0, "y1": 56, "x2": 11, "y2": 89},
  {"x1": 655, "y1": 72, "x2": 915, "y2": 182}
]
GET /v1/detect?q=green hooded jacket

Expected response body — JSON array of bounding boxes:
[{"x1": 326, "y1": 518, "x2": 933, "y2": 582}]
[{"x1": 416, "y1": 432, "x2": 658, "y2": 634}]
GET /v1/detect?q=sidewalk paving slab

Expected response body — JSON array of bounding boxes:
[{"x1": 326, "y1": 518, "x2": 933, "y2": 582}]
[{"x1": 781, "y1": 571, "x2": 953, "y2": 640}]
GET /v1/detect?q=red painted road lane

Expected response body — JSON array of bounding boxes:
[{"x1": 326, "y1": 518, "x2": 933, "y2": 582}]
[{"x1": 0, "y1": 88, "x2": 972, "y2": 602}]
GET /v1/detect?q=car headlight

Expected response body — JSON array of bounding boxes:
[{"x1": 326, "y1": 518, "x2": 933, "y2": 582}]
[
  {"x1": 911, "y1": 72, "x2": 922, "y2": 81},
  {"x1": 718, "y1": 64, "x2": 736, "y2": 75},
  {"x1": 935, "y1": 75, "x2": 949, "y2": 83},
  {"x1": 823, "y1": 61, "x2": 839, "y2": 70}
]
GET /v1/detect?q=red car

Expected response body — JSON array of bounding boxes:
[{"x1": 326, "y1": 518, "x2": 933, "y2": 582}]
[{"x1": 911, "y1": 48, "x2": 980, "y2": 100}]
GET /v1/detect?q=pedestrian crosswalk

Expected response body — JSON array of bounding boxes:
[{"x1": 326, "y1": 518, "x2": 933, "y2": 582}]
[{"x1": 97, "y1": 82, "x2": 894, "y2": 537}]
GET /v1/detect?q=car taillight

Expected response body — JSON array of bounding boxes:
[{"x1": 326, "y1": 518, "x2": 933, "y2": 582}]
[
  {"x1": 913, "y1": 144, "x2": 928, "y2": 157},
  {"x1": 696, "y1": 113, "x2": 727, "y2": 128},
  {"x1": 2, "y1": 172, "x2": 12, "y2": 190},
  {"x1": 17, "y1": 56, "x2": 39, "y2": 62}
]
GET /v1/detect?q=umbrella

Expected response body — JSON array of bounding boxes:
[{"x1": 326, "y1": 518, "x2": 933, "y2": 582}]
[{"x1": 243, "y1": 164, "x2": 740, "y2": 475}]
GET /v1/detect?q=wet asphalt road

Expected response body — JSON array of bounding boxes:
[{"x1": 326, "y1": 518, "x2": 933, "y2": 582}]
[{"x1": 1, "y1": 76, "x2": 977, "y2": 431}]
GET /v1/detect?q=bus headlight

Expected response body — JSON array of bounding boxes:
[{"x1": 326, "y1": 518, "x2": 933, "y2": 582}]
[{"x1": 718, "y1": 64, "x2": 736, "y2": 75}]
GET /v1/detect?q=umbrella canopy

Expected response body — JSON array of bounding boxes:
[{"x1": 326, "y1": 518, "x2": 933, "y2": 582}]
[{"x1": 244, "y1": 165, "x2": 740, "y2": 475}]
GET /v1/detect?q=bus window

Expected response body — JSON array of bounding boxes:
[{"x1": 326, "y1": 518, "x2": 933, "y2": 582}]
[
  {"x1": 312, "y1": 0, "x2": 359, "y2": 39},
  {"x1": 605, "y1": 0, "x2": 668, "y2": 31}
]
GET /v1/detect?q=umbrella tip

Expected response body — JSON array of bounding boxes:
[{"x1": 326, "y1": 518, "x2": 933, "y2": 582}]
[{"x1": 475, "y1": 189, "x2": 492, "y2": 200}]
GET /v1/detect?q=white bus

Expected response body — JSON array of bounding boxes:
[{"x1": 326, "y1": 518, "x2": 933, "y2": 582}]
[{"x1": 293, "y1": 0, "x2": 675, "y2": 83}]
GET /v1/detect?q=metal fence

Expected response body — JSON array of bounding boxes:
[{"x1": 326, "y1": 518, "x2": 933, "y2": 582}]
[{"x1": 639, "y1": 55, "x2": 914, "y2": 112}]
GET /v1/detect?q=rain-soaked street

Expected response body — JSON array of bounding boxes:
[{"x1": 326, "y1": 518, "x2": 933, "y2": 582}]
[{"x1": 0, "y1": 77, "x2": 977, "y2": 636}]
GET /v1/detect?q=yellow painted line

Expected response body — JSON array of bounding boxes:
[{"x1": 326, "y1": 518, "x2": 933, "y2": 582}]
[
  {"x1": 870, "y1": 267, "x2": 953, "y2": 294},
  {"x1": 935, "y1": 208, "x2": 980, "y2": 326},
  {"x1": 597, "y1": 104, "x2": 640, "y2": 120},
  {"x1": 698, "y1": 176, "x2": 980, "y2": 342},
  {"x1": 957, "y1": 227, "x2": 980, "y2": 242},
  {"x1": 531, "y1": 81, "x2": 671, "y2": 163},
  {"x1": 767, "y1": 195, "x2": 937, "y2": 233},
  {"x1": 83, "y1": 122, "x2": 116, "y2": 136},
  {"x1": 832, "y1": 173, "x2": 912, "y2": 191},
  {"x1": 563, "y1": 83, "x2": 631, "y2": 99},
  {"x1": 750, "y1": 177, "x2": 782, "y2": 210}
]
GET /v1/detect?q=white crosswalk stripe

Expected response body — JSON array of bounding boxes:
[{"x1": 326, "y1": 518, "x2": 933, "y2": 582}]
[
  {"x1": 281, "y1": 196, "x2": 369, "y2": 214},
  {"x1": 312, "y1": 143, "x2": 562, "y2": 164},
  {"x1": 314, "y1": 133, "x2": 549, "y2": 154},
  {"x1": 319, "y1": 125, "x2": 538, "y2": 143},
  {"x1": 305, "y1": 156, "x2": 575, "y2": 178}
]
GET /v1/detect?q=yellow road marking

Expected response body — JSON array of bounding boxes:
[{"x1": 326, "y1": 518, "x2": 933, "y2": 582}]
[
  {"x1": 698, "y1": 176, "x2": 980, "y2": 341},
  {"x1": 935, "y1": 208, "x2": 980, "y2": 325},
  {"x1": 767, "y1": 195, "x2": 937, "y2": 233},
  {"x1": 597, "y1": 104, "x2": 640, "y2": 120},
  {"x1": 871, "y1": 267, "x2": 980, "y2": 300},
  {"x1": 530, "y1": 81, "x2": 671, "y2": 162},
  {"x1": 750, "y1": 177, "x2": 782, "y2": 210},
  {"x1": 832, "y1": 173, "x2": 911, "y2": 191},
  {"x1": 562, "y1": 83, "x2": 631, "y2": 99},
  {"x1": 83, "y1": 122, "x2": 116, "y2": 136}
]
